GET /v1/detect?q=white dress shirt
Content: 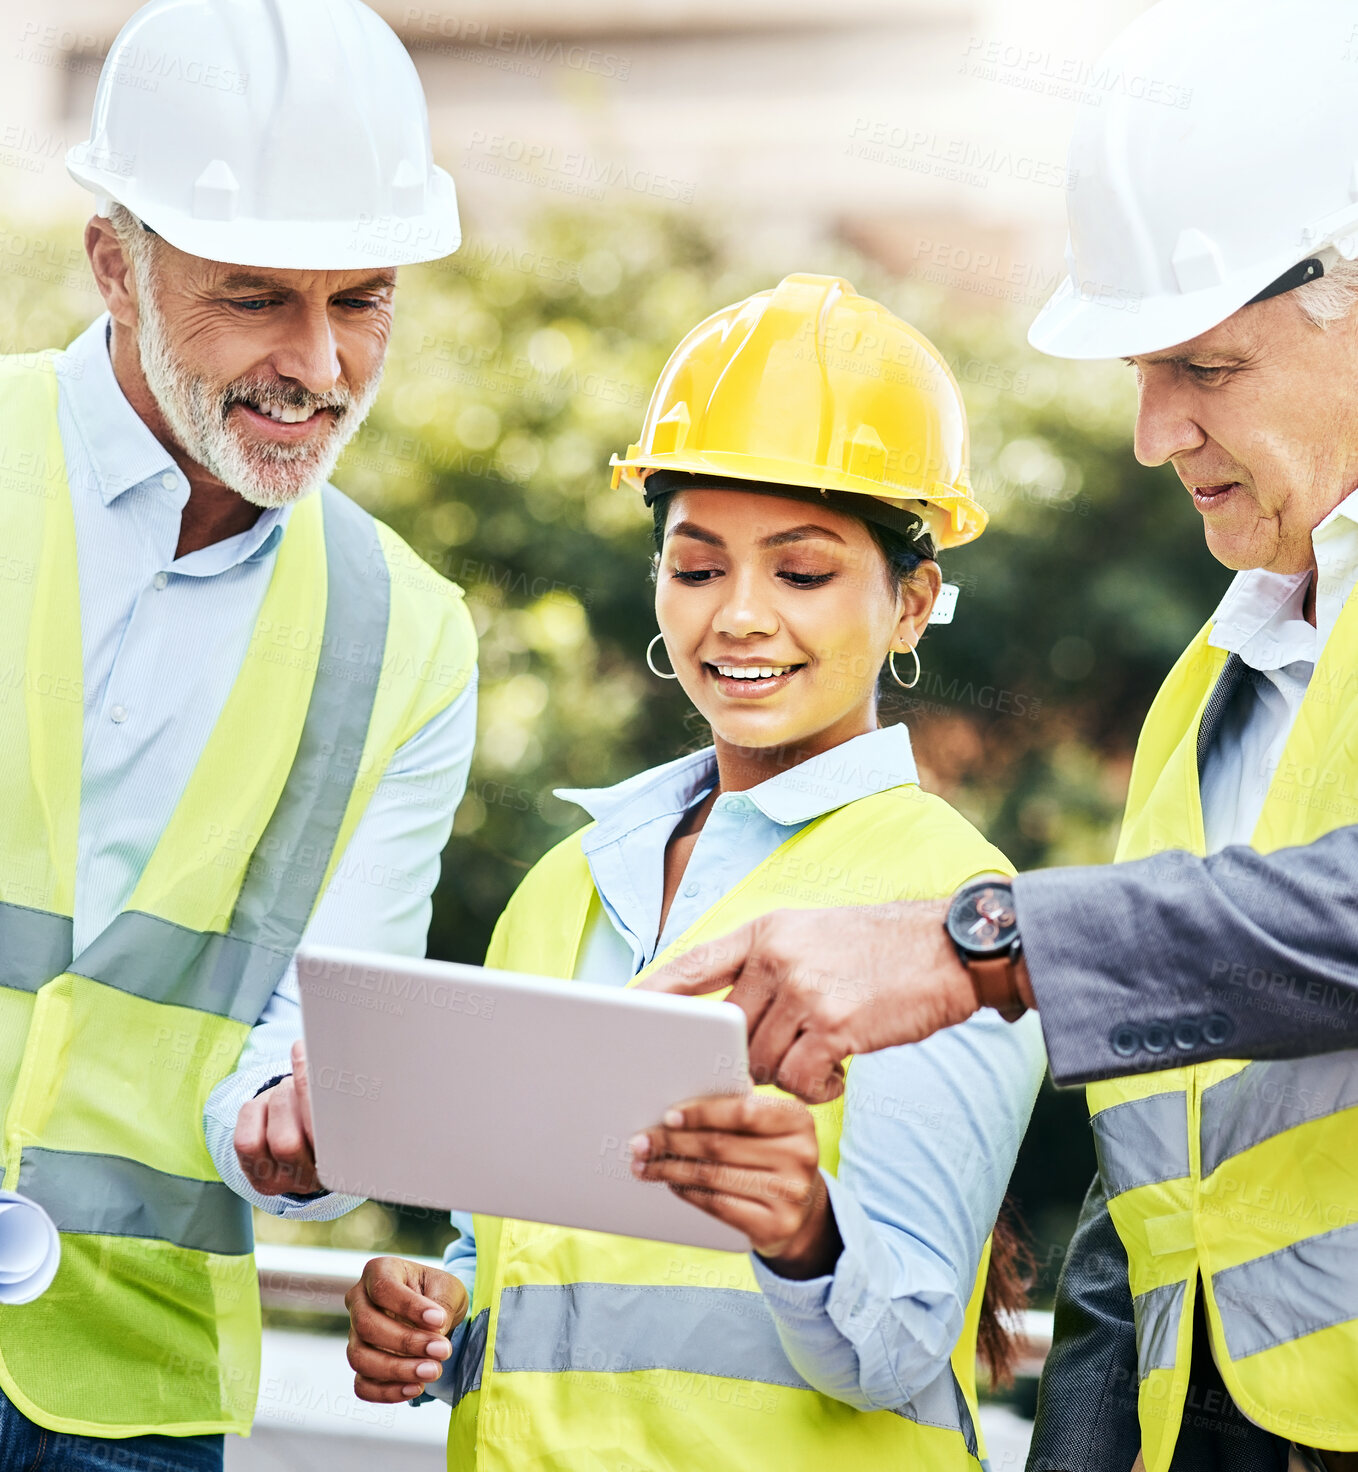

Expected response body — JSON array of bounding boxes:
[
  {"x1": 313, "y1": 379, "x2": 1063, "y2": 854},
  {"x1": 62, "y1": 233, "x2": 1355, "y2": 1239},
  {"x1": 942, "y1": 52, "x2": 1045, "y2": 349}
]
[
  {"x1": 1199, "y1": 486, "x2": 1358, "y2": 854},
  {"x1": 54, "y1": 315, "x2": 477, "y2": 1221}
]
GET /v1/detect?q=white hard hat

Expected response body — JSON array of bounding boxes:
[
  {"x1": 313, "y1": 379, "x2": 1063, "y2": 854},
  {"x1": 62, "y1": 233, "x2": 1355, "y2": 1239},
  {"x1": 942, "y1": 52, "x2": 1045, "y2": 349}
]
[
  {"x1": 1029, "y1": 0, "x2": 1358, "y2": 360},
  {"x1": 66, "y1": 0, "x2": 460, "y2": 270}
]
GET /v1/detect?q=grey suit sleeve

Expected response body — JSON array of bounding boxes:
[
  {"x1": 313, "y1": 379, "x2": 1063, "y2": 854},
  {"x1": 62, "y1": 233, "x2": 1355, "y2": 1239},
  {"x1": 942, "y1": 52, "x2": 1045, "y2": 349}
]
[
  {"x1": 1027, "y1": 1174, "x2": 1140, "y2": 1472},
  {"x1": 1013, "y1": 827, "x2": 1358, "y2": 1087}
]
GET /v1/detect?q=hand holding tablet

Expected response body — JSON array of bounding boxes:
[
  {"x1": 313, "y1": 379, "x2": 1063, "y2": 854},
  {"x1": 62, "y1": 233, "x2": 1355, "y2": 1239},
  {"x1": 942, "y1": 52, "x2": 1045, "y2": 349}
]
[
  {"x1": 628, "y1": 1091, "x2": 841, "y2": 1279},
  {"x1": 298, "y1": 946, "x2": 752, "y2": 1252}
]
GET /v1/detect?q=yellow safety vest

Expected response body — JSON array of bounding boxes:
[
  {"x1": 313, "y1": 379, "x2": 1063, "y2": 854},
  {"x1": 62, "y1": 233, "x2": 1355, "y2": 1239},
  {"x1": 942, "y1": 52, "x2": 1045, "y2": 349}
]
[
  {"x1": 1088, "y1": 613, "x2": 1358, "y2": 1470},
  {"x1": 446, "y1": 782, "x2": 1012, "y2": 1471},
  {"x1": 0, "y1": 354, "x2": 476, "y2": 1438}
]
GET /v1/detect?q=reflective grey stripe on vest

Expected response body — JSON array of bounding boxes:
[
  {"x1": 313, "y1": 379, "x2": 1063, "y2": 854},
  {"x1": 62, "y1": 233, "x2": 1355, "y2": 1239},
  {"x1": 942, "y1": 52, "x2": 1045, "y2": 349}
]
[
  {"x1": 1213, "y1": 1220, "x2": 1358, "y2": 1360},
  {"x1": 1091, "y1": 1093, "x2": 1191, "y2": 1200},
  {"x1": 445, "y1": 1308, "x2": 489, "y2": 1408},
  {"x1": 485, "y1": 1282, "x2": 978, "y2": 1453},
  {"x1": 1200, "y1": 1055, "x2": 1358, "y2": 1178},
  {"x1": 69, "y1": 489, "x2": 390, "y2": 1024},
  {"x1": 64, "y1": 915, "x2": 291, "y2": 1025},
  {"x1": 17, "y1": 1146, "x2": 252, "y2": 1256},
  {"x1": 228, "y1": 488, "x2": 388, "y2": 959},
  {"x1": 0, "y1": 900, "x2": 72, "y2": 992},
  {"x1": 1132, "y1": 1279, "x2": 1186, "y2": 1374}
]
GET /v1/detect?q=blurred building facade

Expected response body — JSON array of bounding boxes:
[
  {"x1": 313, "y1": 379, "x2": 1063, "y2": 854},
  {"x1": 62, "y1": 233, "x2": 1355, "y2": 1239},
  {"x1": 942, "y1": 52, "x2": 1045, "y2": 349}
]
[{"x1": 2, "y1": 0, "x2": 1151, "y2": 298}]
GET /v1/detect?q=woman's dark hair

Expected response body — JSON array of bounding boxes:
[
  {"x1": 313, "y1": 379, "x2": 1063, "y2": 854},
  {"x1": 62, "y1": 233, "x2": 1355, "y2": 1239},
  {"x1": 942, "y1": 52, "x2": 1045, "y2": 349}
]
[
  {"x1": 650, "y1": 480, "x2": 1034, "y2": 1376},
  {"x1": 863, "y1": 519, "x2": 935, "y2": 590},
  {"x1": 978, "y1": 1202, "x2": 1036, "y2": 1387}
]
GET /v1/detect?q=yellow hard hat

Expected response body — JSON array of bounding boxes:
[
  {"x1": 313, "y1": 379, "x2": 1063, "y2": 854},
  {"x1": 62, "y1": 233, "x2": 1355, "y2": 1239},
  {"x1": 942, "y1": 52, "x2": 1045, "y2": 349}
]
[{"x1": 610, "y1": 273, "x2": 985, "y2": 549}]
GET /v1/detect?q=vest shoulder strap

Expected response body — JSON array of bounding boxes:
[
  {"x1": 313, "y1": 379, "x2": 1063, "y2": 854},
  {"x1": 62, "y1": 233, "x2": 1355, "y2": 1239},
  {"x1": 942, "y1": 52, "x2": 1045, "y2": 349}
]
[
  {"x1": 0, "y1": 350, "x2": 63, "y2": 381},
  {"x1": 364, "y1": 509, "x2": 477, "y2": 750},
  {"x1": 1116, "y1": 621, "x2": 1226, "y2": 863},
  {"x1": 486, "y1": 825, "x2": 596, "y2": 978}
]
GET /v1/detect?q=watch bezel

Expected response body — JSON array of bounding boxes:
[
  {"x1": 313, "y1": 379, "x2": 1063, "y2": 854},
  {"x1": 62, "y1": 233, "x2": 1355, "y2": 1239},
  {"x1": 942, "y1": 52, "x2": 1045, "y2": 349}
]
[{"x1": 946, "y1": 875, "x2": 1020, "y2": 961}]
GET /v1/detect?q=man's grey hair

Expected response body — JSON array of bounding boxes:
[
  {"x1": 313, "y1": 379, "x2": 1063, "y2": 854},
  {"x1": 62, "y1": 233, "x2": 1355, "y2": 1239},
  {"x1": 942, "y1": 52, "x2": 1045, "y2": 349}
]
[
  {"x1": 105, "y1": 202, "x2": 160, "y2": 293},
  {"x1": 1293, "y1": 256, "x2": 1358, "y2": 329}
]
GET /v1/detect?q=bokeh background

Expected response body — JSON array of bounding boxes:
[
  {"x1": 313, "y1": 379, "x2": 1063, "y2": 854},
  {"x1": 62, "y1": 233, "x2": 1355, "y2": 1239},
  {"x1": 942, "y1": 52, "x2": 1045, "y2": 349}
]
[{"x1": 2, "y1": 0, "x2": 1226, "y2": 1438}]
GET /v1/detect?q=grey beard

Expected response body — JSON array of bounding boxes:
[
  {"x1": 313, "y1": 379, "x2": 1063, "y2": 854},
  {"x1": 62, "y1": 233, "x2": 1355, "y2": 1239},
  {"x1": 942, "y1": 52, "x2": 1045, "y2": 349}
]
[{"x1": 134, "y1": 279, "x2": 383, "y2": 509}]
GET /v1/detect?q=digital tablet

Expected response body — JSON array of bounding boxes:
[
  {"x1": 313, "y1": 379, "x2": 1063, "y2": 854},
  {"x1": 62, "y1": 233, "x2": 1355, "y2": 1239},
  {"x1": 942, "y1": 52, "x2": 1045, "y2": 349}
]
[{"x1": 296, "y1": 946, "x2": 753, "y2": 1252}]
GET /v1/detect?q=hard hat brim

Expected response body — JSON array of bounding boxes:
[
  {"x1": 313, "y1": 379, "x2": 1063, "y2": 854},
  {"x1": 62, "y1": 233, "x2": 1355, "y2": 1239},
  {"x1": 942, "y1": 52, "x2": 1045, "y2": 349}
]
[
  {"x1": 1028, "y1": 242, "x2": 1336, "y2": 360},
  {"x1": 610, "y1": 449, "x2": 986, "y2": 550},
  {"x1": 67, "y1": 154, "x2": 462, "y2": 271}
]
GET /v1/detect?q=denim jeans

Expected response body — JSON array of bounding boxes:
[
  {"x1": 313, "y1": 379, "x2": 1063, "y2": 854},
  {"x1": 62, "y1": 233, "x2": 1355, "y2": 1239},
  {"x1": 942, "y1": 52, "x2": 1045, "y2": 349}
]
[{"x1": 0, "y1": 1387, "x2": 223, "y2": 1472}]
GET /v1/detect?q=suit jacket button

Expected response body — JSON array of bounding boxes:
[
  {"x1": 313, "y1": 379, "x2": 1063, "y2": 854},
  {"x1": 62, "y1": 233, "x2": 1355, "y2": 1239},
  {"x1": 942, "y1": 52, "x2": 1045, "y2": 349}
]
[
  {"x1": 1202, "y1": 1013, "x2": 1233, "y2": 1046},
  {"x1": 1111, "y1": 1024, "x2": 1141, "y2": 1057},
  {"x1": 1142, "y1": 1020, "x2": 1172, "y2": 1054},
  {"x1": 1173, "y1": 1018, "x2": 1201, "y2": 1051}
]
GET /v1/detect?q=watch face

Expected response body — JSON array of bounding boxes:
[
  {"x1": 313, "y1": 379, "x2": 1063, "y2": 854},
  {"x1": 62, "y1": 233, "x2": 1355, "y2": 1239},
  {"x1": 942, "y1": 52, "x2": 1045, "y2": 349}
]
[{"x1": 947, "y1": 883, "x2": 1018, "y2": 958}]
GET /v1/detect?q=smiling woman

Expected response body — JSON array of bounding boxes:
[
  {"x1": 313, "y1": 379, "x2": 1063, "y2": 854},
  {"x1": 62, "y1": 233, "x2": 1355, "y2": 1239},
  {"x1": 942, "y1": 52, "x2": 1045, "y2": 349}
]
[
  {"x1": 344, "y1": 274, "x2": 1046, "y2": 1471},
  {"x1": 648, "y1": 479, "x2": 938, "y2": 798}
]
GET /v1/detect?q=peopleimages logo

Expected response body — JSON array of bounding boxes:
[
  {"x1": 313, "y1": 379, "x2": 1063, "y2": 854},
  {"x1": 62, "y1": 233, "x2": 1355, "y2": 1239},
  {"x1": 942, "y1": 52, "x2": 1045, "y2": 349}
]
[
  {"x1": 108, "y1": 46, "x2": 249, "y2": 94},
  {"x1": 404, "y1": 11, "x2": 632, "y2": 81},
  {"x1": 847, "y1": 118, "x2": 1074, "y2": 190},
  {"x1": 464, "y1": 132, "x2": 696, "y2": 204},
  {"x1": 334, "y1": 964, "x2": 497, "y2": 1020},
  {"x1": 960, "y1": 36, "x2": 1193, "y2": 110}
]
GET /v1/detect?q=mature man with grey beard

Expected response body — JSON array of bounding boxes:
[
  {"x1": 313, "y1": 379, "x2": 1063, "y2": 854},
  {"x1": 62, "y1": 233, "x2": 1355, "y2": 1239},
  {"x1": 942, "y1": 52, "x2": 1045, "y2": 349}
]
[{"x1": 0, "y1": 1, "x2": 476, "y2": 1466}]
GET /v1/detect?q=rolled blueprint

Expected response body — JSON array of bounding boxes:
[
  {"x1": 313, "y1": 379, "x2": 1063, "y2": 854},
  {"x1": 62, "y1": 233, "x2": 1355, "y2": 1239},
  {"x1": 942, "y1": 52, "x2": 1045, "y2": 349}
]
[{"x1": 0, "y1": 1191, "x2": 60, "y2": 1304}]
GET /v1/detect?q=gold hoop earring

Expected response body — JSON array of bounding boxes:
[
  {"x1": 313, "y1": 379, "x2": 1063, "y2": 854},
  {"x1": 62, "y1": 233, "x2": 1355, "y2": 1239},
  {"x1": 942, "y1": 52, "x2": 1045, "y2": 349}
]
[
  {"x1": 889, "y1": 646, "x2": 921, "y2": 690},
  {"x1": 646, "y1": 633, "x2": 679, "y2": 680}
]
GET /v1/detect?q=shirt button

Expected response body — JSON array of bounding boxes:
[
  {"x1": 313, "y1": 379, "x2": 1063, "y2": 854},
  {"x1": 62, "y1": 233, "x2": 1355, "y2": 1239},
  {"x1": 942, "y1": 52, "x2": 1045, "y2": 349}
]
[
  {"x1": 1111, "y1": 1024, "x2": 1141, "y2": 1058},
  {"x1": 153, "y1": 572, "x2": 169, "y2": 590},
  {"x1": 1202, "y1": 1013, "x2": 1234, "y2": 1047},
  {"x1": 1142, "y1": 1020, "x2": 1172, "y2": 1054},
  {"x1": 724, "y1": 795, "x2": 750, "y2": 814},
  {"x1": 109, "y1": 704, "x2": 128, "y2": 724},
  {"x1": 682, "y1": 881, "x2": 700, "y2": 899},
  {"x1": 1173, "y1": 1018, "x2": 1201, "y2": 1051},
  {"x1": 160, "y1": 471, "x2": 177, "y2": 490}
]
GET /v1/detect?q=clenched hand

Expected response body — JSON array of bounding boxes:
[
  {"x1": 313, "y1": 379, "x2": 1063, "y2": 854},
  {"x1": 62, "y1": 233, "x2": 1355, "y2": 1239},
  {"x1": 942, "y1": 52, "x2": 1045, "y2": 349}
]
[{"x1": 346, "y1": 1256, "x2": 468, "y2": 1402}]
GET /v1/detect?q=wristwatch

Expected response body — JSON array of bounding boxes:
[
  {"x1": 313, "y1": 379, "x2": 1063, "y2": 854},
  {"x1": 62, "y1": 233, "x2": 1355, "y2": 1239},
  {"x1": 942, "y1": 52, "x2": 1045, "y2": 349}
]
[{"x1": 944, "y1": 875, "x2": 1028, "y2": 1022}]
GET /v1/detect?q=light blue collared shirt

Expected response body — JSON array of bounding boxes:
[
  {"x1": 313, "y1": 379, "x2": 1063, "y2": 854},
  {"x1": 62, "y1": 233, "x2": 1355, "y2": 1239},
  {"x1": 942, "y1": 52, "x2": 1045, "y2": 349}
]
[
  {"x1": 434, "y1": 726, "x2": 1045, "y2": 1410},
  {"x1": 54, "y1": 315, "x2": 477, "y2": 1221}
]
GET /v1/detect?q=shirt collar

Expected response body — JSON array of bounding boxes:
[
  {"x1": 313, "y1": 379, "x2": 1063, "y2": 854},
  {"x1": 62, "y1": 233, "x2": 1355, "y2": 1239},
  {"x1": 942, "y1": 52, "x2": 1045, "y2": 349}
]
[
  {"x1": 1312, "y1": 482, "x2": 1358, "y2": 574},
  {"x1": 60, "y1": 314, "x2": 183, "y2": 506},
  {"x1": 58, "y1": 312, "x2": 291, "y2": 568},
  {"x1": 1311, "y1": 483, "x2": 1358, "y2": 625},
  {"x1": 1205, "y1": 484, "x2": 1358, "y2": 672},
  {"x1": 1206, "y1": 567, "x2": 1311, "y2": 671},
  {"x1": 555, "y1": 723, "x2": 920, "y2": 838}
]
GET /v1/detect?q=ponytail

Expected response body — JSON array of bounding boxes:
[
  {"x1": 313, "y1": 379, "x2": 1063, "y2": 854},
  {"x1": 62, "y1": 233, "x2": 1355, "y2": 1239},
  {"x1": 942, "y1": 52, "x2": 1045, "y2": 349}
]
[{"x1": 977, "y1": 1194, "x2": 1035, "y2": 1388}]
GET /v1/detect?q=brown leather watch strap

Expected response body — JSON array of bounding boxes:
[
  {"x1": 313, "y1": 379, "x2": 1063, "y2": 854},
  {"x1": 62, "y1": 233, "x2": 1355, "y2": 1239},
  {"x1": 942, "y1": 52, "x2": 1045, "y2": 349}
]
[{"x1": 967, "y1": 949, "x2": 1028, "y2": 1022}]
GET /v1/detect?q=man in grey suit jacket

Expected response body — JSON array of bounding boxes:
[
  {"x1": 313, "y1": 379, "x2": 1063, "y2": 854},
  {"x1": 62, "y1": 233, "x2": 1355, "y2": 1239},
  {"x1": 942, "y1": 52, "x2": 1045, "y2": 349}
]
[{"x1": 649, "y1": 3, "x2": 1358, "y2": 1464}]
